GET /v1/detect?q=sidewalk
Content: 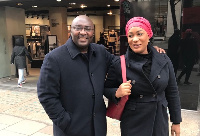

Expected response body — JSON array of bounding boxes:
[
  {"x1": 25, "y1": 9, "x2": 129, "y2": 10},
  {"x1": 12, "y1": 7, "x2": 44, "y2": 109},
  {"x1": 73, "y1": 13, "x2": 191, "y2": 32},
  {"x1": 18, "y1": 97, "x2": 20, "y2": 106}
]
[{"x1": 0, "y1": 68, "x2": 200, "y2": 136}]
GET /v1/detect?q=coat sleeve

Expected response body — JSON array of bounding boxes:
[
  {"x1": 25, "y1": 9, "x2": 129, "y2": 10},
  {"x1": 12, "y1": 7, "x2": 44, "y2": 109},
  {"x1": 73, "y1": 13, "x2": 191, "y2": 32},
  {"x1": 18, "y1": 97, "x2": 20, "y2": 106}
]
[
  {"x1": 37, "y1": 53, "x2": 71, "y2": 133},
  {"x1": 24, "y1": 47, "x2": 32, "y2": 62},
  {"x1": 104, "y1": 57, "x2": 121, "y2": 103},
  {"x1": 11, "y1": 47, "x2": 15, "y2": 64},
  {"x1": 165, "y1": 55, "x2": 182, "y2": 124}
]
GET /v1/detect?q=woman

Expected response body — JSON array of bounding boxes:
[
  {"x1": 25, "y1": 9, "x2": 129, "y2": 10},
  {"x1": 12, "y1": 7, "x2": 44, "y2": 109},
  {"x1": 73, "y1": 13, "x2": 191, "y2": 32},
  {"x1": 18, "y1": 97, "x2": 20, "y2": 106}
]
[
  {"x1": 11, "y1": 37, "x2": 32, "y2": 87},
  {"x1": 104, "y1": 17, "x2": 182, "y2": 136}
]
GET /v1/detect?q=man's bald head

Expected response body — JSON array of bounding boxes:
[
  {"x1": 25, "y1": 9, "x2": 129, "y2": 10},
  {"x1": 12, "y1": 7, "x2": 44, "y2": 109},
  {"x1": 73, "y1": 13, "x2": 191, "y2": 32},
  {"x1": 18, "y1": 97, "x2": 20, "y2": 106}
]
[{"x1": 71, "y1": 15, "x2": 94, "y2": 28}]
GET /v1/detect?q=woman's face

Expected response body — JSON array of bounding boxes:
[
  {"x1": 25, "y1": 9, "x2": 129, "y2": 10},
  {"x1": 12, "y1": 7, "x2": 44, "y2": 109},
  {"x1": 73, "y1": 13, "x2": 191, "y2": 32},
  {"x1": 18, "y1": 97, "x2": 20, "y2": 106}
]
[{"x1": 127, "y1": 27, "x2": 149, "y2": 54}]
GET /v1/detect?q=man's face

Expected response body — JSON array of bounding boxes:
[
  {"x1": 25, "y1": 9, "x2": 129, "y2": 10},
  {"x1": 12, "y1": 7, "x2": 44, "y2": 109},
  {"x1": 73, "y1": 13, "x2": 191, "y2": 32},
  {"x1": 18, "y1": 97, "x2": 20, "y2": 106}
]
[{"x1": 71, "y1": 16, "x2": 94, "y2": 52}]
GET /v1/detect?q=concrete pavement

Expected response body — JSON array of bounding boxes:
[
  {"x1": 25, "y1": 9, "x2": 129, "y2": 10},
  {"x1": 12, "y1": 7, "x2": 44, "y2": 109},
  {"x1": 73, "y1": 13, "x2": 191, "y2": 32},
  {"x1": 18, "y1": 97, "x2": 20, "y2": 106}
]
[{"x1": 0, "y1": 67, "x2": 200, "y2": 136}]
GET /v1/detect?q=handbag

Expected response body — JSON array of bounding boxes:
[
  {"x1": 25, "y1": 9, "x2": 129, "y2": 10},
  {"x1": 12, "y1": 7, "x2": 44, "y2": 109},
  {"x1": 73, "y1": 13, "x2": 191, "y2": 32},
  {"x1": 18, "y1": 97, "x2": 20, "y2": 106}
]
[{"x1": 106, "y1": 55, "x2": 129, "y2": 120}]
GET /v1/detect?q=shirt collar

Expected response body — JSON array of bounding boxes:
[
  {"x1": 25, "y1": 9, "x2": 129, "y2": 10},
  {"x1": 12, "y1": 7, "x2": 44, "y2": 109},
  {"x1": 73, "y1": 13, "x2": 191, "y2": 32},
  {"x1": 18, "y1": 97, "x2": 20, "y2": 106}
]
[{"x1": 65, "y1": 37, "x2": 96, "y2": 59}]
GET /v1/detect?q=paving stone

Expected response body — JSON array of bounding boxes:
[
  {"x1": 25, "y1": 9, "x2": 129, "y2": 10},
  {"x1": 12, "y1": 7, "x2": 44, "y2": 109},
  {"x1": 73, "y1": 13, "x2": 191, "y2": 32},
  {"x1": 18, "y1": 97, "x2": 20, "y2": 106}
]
[
  {"x1": 5, "y1": 120, "x2": 47, "y2": 135},
  {"x1": 0, "y1": 123, "x2": 9, "y2": 130},
  {"x1": 31, "y1": 132, "x2": 52, "y2": 136},
  {"x1": 0, "y1": 130, "x2": 26, "y2": 136},
  {"x1": 0, "y1": 114, "x2": 23, "y2": 125},
  {"x1": 38, "y1": 125, "x2": 53, "y2": 136}
]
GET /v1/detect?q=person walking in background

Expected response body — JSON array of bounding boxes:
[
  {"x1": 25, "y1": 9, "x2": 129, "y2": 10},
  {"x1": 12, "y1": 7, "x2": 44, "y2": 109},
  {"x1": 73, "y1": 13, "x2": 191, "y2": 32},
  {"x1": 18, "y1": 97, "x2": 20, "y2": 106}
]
[
  {"x1": 104, "y1": 17, "x2": 182, "y2": 136},
  {"x1": 11, "y1": 37, "x2": 32, "y2": 88},
  {"x1": 177, "y1": 29, "x2": 199, "y2": 85},
  {"x1": 167, "y1": 29, "x2": 181, "y2": 76}
]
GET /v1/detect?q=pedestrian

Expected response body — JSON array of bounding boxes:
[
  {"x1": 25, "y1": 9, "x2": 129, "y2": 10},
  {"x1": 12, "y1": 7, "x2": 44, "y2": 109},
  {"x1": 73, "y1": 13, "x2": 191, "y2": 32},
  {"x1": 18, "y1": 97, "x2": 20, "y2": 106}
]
[
  {"x1": 167, "y1": 29, "x2": 181, "y2": 76},
  {"x1": 37, "y1": 15, "x2": 165, "y2": 136},
  {"x1": 177, "y1": 29, "x2": 199, "y2": 85},
  {"x1": 11, "y1": 37, "x2": 32, "y2": 88},
  {"x1": 104, "y1": 17, "x2": 182, "y2": 136}
]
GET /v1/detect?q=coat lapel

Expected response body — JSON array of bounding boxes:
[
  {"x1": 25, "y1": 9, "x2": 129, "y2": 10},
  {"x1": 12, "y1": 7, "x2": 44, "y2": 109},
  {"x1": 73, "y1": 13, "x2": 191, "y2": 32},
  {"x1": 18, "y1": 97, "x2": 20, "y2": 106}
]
[{"x1": 149, "y1": 47, "x2": 167, "y2": 82}]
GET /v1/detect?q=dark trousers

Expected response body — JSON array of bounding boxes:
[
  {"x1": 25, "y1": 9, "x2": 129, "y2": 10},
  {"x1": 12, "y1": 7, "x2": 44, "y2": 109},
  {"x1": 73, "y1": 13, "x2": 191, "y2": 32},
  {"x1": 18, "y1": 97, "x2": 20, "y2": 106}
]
[{"x1": 178, "y1": 60, "x2": 195, "y2": 82}]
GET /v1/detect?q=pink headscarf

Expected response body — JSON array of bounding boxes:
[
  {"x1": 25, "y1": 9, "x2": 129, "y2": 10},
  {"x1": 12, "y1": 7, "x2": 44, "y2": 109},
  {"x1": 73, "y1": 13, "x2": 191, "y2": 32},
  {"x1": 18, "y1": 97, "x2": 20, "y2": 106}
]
[{"x1": 125, "y1": 17, "x2": 153, "y2": 38}]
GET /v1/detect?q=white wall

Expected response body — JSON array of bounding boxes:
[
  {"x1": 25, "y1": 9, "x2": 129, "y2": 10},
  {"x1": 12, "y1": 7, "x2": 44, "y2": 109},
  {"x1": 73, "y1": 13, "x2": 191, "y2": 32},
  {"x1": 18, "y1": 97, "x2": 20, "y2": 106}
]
[
  {"x1": 0, "y1": 7, "x2": 9, "y2": 78},
  {"x1": 49, "y1": 7, "x2": 68, "y2": 45}
]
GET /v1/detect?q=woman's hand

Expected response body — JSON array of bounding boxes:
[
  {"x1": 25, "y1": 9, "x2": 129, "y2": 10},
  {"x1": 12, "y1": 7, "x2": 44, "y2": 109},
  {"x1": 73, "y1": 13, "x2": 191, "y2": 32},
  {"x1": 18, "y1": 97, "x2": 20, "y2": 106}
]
[
  {"x1": 115, "y1": 80, "x2": 132, "y2": 98},
  {"x1": 171, "y1": 124, "x2": 180, "y2": 136}
]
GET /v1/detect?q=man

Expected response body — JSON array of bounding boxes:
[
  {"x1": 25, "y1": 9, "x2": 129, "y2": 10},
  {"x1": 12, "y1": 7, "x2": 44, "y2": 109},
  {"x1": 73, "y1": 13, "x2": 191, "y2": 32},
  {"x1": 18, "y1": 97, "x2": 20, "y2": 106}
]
[
  {"x1": 167, "y1": 29, "x2": 181, "y2": 76},
  {"x1": 37, "y1": 15, "x2": 113, "y2": 136},
  {"x1": 37, "y1": 15, "x2": 165, "y2": 136}
]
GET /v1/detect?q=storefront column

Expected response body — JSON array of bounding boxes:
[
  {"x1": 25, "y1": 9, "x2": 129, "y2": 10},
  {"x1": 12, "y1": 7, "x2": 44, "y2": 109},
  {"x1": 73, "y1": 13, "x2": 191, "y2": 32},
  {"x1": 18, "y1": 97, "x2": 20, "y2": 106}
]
[
  {"x1": 49, "y1": 7, "x2": 68, "y2": 46},
  {"x1": 0, "y1": 7, "x2": 26, "y2": 78}
]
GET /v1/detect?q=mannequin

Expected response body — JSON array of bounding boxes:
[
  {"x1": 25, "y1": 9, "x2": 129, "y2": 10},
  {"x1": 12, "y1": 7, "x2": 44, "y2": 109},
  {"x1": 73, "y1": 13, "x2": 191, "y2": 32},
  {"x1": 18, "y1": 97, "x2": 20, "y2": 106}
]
[{"x1": 108, "y1": 30, "x2": 118, "y2": 55}]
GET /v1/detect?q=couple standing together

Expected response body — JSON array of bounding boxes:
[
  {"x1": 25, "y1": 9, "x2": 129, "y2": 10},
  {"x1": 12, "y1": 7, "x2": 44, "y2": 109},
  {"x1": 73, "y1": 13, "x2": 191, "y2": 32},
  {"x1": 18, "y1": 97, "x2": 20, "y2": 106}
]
[{"x1": 37, "y1": 15, "x2": 181, "y2": 136}]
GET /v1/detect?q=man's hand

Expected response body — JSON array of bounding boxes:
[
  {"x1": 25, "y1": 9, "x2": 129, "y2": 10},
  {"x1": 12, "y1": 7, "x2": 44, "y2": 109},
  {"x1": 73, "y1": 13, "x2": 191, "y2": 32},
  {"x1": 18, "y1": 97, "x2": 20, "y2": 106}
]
[
  {"x1": 171, "y1": 124, "x2": 180, "y2": 136},
  {"x1": 115, "y1": 80, "x2": 132, "y2": 98},
  {"x1": 153, "y1": 46, "x2": 166, "y2": 53}
]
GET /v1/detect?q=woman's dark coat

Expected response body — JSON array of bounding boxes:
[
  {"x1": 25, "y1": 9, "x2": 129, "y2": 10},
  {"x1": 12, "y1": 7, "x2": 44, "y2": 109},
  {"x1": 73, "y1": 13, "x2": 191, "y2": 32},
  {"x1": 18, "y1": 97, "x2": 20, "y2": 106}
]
[
  {"x1": 11, "y1": 46, "x2": 32, "y2": 69},
  {"x1": 37, "y1": 38, "x2": 113, "y2": 136},
  {"x1": 104, "y1": 45, "x2": 182, "y2": 136}
]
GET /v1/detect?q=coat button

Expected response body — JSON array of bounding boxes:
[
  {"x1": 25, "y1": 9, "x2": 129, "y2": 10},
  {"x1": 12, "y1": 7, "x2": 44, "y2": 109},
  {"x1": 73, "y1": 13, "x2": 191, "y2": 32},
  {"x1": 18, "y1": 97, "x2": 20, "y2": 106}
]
[
  {"x1": 93, "y1": 113, "x2": 95, "y2": 117},
  {"x1": 91, "y1": 73, "x2": 93, "y2": 76},
  {"x1": 139, "y1": 95, "x2": 143, "y2": 98},
  {"x1": 132, "y1": 80, "x2": 136, "y2": 84},
  {"x1": 92, "y1": 94, "x2": 95, "y2": 98},
  {"x1": 152, "y1": 94, "x2": 156, "y2": 97},
  {"x1": 157, "y1": 75, "x2": 161, "y2": 79}
]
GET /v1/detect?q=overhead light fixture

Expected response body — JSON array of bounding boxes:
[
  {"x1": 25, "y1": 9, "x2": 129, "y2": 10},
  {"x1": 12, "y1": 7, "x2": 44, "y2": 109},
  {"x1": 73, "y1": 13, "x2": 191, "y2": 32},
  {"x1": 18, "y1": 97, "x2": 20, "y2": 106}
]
[
  {"x1": 57, "y1": 0, "x2": 61, "y2": 2},
  {"x1": 17, "y1": 3, "x2": 23, "y2": 6},
  {"x1": 114, "y1": 0, "x2": 119, "y2": 1},
  {"x1": 32, "y1": 6, "x2": 37, "y2": 8},
  {"x1": 80, "y1": 4, "x2": 87, "y2": 8},
  {"x1": 107, "y1": 11, "x2": 112, "y2": 15},
  {"x1": 107, "y1": 5, "x2": 110, "y2": 7},
  {"x1": 69, "y1": 3, "x2": 76, "y2": 5}
]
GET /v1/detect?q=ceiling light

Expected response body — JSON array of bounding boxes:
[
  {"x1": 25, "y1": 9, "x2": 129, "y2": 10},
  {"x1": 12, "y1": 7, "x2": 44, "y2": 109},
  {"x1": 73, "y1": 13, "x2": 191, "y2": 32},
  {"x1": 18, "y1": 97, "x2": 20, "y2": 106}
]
[
  {"x1": 69, "y1": 3, "x2": 76, "y2": 5},
  {"x1": 107, "y1": 11, "x2": 112, "y2": 15},
  {"x1": 107, "y1": 5, "x2": 110, "y2": 7},
  {"x1": 57, "y1": 0, "x2": 61, "y2": 2},
  {"x1": 80, "y1": 4, "x2": 87, "y2": 8},
  {"x1": 32, "y1": 6, "x2": 37, "y2": 8},
  {"x1": 17, "y1": 3, "x2": 23, "y2": 6},
  {"x1": 114, "y1": 0, "x2": 119, "y2": 1}
]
